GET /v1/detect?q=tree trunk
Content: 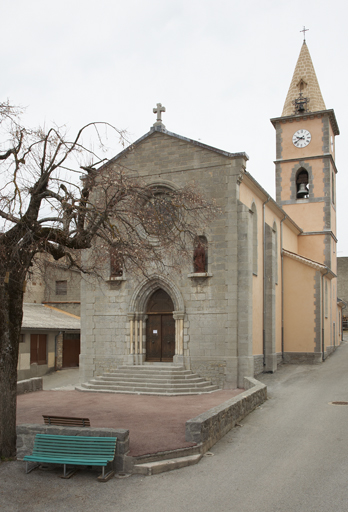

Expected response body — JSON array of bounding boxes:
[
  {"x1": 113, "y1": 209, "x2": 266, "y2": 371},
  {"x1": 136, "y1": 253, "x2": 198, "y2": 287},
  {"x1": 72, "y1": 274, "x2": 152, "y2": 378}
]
[{"x1": 0, "y1": 269, "x2": 24, "y2": 458}]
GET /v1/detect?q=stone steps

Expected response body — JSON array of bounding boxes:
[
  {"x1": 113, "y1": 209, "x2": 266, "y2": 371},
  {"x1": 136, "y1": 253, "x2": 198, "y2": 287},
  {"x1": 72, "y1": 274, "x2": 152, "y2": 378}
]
[
  {"x1": 132, "y1": 444, "x2": 203, "y2": 475},
  {"x1": 76, "y1": 365, "x2": 219, "y2": 396},
  {"x1": 132, "y1": 454, "x2": 203, "y2": 475}
]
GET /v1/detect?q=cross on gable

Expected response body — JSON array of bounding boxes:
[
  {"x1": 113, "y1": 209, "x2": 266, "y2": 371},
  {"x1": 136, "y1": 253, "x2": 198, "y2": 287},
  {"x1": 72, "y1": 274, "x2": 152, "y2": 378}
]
[{"x1": 153, "y1": 103, "x2": 166, "y2": 126}]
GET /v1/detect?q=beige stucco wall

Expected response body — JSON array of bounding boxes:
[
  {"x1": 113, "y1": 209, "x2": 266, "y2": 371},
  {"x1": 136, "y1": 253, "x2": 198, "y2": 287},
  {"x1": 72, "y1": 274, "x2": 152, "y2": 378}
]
[
  {"x1": 282, "y1": 223, "x2": 299, "y2": 253},
  {"x1": 298, "y1": 234, "x2": 325, "y2": 265},
  {"x1": 283, "y1": 202, "x2": 325, "y2": 233},
  {"x1": 239, "y1": 182, "x2": 264, "y2": 356},
  {"x1": 280, "y1": 118, "x2": 327, "y2": 161},
  {"x1": 283, "y1": 257, "x2": 317, "y2": 353},
  {"x1": 238, "y1": 183, "x2": 284, "y2": 357}
]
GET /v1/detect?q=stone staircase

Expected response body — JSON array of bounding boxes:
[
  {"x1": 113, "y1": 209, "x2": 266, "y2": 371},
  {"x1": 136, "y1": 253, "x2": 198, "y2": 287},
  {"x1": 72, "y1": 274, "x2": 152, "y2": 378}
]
[
  {"x1": 76, "y1": 365, "x2": 219, "y2": 396},
  {"x1": 132, "y1": 445, "x2": 203, "y2": 475}
]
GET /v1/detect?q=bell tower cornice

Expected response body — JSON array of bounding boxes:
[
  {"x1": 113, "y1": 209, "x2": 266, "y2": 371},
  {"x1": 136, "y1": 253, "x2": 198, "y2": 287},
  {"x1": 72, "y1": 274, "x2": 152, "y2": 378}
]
[{"x1": 270, "y1": 109, "x2": 339, "y2": 136}]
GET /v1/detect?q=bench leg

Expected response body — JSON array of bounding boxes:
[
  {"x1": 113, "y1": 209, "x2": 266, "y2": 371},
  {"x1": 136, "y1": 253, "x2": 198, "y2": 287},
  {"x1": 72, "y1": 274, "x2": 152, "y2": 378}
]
[
  {"x1": 60, "y1": 464, "x2": 78, "y2": 479},
  {"x1": 26, "y1": 462, "x2": 40, "y2": 474},
  {"x1": 97, "y1": 464, "x2": 115, "y2": 483}
]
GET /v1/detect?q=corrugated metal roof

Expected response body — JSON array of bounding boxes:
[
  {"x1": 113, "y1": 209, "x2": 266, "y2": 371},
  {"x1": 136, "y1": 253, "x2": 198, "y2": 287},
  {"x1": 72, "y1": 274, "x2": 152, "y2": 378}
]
[{"x1": 22, "y1": 304, "x2": 80, "y2": 331}]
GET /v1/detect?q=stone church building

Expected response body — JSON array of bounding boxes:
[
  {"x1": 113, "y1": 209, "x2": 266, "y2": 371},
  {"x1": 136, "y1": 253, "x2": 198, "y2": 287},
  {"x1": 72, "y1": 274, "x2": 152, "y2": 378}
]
[{"x1": 80, "y1": 41, "x2": 343, "y2": 390}]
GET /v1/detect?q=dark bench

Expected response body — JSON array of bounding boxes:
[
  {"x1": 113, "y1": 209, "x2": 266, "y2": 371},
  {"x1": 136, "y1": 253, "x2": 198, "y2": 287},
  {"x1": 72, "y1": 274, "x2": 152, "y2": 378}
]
[
  {"x1": 43, "y1": 415, "x2": 90, "y2": 427},
  {"x1": 24, "y1": 434, "x2": 117, "y2": 482}
]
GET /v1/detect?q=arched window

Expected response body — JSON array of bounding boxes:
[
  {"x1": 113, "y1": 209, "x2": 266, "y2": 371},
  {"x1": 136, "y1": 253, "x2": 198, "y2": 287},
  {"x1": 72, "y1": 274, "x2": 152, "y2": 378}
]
[
  {"x1": 296, "y1": 169, "x2": 309, "y2": 199},
  {"x1": 193, "y1": 236, "x2": 208, "y2": 273},
  {"x1": 251, "y1": 203, "x2": 258, "y2": 275},
  {"x1": 273, "y1": 221, "x2": 278, "y2": 285}
]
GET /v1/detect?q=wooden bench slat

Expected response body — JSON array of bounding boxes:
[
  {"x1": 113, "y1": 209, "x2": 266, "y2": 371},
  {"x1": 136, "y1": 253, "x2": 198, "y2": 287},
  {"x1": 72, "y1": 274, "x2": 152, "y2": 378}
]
[{"x1": 43, "y1": 415, "x2": 91, "y2": 427}]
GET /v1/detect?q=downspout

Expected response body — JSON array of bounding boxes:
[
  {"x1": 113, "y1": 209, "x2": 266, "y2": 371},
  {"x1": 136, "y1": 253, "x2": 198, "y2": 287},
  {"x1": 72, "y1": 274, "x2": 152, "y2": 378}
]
[
  {"x1": 321, "y1": 269, "x2": 329, "y2": 362},
  {"x1": 280, "y1": 214, "x2": 287, "y2": 360},
  {"x1": 263, "y1": 196, "x2": 271, "y2": 366},
  {"x1": 341, "y1": 303, "x2": 347, "y2": 341}
]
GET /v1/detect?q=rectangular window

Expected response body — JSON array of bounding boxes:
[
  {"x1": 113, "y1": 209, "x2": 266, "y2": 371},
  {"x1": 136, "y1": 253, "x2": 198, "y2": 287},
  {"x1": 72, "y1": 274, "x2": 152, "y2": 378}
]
[
  {"x1": 19, "y1": 334, "x2": 25, "y2": 343},
  {"x1": 55, "y1": 280, "x2": 67, "y2": 295},
  {"x1": 30, "y1": 334, "x2": 47, "y2": 365}
]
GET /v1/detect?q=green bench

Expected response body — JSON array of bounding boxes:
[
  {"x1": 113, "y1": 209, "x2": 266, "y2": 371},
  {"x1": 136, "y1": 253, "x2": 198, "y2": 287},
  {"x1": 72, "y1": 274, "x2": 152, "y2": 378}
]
[{"x1": 24, "y1": 434, "x2": 117, "y2": 482}]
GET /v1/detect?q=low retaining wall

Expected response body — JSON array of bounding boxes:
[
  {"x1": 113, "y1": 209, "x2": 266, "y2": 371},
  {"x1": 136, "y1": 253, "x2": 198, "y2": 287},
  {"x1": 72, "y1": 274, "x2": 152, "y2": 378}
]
[
  {"x1": 185, "y1": 377, "x2": 267, "y2": 450},
  {"x1": 16, "y1": 425, "x2": 130, "y2": 473},
  {"x1": 17, "y1": 377, "x2": 43, "y2": 395}
]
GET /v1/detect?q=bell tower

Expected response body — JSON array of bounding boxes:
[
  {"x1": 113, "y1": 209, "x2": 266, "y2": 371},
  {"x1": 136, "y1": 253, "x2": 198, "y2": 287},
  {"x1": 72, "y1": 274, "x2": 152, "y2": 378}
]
[{"x1": 271, "y1": 40, "x2": 339, "y2": 271}]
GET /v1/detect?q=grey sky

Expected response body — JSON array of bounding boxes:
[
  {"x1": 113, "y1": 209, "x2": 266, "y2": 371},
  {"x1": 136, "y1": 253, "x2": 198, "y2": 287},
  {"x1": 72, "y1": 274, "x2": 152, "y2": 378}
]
[{"x1": 2, "y1": 0, "x2": 348, "y2": 254}]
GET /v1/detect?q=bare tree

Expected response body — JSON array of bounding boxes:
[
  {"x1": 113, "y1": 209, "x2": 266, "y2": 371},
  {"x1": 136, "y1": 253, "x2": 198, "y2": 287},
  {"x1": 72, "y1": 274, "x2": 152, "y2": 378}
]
[{"x1": 0, "y1": 103, "x2": 217, "y2": 457}]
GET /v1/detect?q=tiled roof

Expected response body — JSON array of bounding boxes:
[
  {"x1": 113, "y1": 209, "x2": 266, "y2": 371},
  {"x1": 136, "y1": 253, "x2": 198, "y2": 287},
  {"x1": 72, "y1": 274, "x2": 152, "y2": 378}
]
[{"x1": 22, "y1": 304, "x2": 80, "y2": 331}]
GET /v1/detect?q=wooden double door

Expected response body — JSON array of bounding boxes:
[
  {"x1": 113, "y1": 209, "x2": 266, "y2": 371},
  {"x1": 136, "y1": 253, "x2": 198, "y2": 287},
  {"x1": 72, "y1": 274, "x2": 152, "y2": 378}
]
[{"x1": 145, "y1": 289, "x2": 175, "y2": 362}]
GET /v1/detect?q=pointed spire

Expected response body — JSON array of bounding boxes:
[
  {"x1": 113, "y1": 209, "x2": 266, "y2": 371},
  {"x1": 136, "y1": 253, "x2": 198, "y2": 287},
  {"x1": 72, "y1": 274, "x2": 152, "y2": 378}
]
[{"x1": 282, "y1": 42, "x2": 326, "y2": 116}]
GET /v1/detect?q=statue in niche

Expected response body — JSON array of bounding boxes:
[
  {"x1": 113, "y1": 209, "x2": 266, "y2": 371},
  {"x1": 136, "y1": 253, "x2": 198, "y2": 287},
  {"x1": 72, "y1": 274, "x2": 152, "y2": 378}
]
[
  {"x1": 110, "y1": 248, "x2": 123, "y2": 277},
  {"x1": 193, "y1": 238, "x2": 206, "y2": 273}
]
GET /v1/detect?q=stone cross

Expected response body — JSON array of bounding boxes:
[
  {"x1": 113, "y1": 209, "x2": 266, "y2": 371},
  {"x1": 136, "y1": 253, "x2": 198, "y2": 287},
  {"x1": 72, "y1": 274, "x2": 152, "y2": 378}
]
[
  {"x1": 300, "y1": 26, "x2": 309, "y2": 42},
  {"x1": 153, "y1": 103, "x2": 166, "y2": 125}
]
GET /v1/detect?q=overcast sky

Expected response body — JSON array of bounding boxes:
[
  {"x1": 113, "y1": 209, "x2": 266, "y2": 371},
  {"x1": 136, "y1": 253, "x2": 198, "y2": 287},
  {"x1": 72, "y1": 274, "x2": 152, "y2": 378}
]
[{"x1": 2, "y1": 0, "x2": 348, "y2": 255}]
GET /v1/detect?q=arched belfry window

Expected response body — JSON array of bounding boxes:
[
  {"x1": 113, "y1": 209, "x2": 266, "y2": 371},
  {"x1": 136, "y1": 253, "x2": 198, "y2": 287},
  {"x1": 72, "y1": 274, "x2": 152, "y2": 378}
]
[
  {"x1": 193, "y1": 236, "x2": 208, "y2": 273},
  {"x1": 296, "y1": 169, "x2": 309, "y2": 199}
]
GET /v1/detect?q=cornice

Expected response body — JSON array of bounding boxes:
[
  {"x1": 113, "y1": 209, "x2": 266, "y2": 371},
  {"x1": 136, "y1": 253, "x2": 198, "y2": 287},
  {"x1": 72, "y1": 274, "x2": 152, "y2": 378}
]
[
  {"x1": 270, "y1": 109, "x2": 339, "y2": 136},
  {"x1": 283, "y1": 249, "x2": 336, "y2": 278},
  {"x1": 274, "y1": 153, "x2": 338, "y2": 174}
]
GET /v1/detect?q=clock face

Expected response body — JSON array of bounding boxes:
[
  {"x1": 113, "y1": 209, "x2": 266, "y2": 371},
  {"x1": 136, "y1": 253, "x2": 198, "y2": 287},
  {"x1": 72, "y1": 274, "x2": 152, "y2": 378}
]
[{"x1": 292, "y1": 129, "x2": 311, "y2": 148}]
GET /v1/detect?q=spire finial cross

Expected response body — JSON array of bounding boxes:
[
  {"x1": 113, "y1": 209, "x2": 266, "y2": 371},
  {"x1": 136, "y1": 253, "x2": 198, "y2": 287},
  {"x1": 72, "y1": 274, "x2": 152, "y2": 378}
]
[
  {"x1": 153, "y1": 103, "x2": 166, "y2": 126},
  {"x1": 300, "y1": 26, "x2": 309, "y2": 42}
]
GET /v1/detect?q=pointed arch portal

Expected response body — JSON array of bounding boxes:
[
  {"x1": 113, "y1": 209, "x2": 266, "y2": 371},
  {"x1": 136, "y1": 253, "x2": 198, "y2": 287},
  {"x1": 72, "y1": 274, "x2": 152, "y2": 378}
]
[
  {"x1": 128, "y1": 276, "x2": 185, "y2": 364},
  {"x1": 145, "y1": 289, "x2": 175, "y2": 361}
]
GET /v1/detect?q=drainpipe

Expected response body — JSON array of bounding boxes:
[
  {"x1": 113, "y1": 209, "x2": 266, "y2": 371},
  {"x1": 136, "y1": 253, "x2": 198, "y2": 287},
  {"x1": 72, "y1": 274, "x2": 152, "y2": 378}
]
[
  {"x1": 341, "y1": 303, "x2": 347, "y2": 341},
  {"x1": 263, "y1": 196, "x2": 271, "y2": 366},
  {"x1": 280, "y1": 214, "x2": 287, "y2": 360},
  {"x1": 322, "y1": 269, "x2": 329, "y2": 362}
]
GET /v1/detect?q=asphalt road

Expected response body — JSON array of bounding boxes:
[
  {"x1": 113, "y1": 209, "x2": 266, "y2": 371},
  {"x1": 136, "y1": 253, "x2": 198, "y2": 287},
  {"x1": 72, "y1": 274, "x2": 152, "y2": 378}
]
[{"x1": 2, "y1": 342, "x2": 348, "y2": 512}]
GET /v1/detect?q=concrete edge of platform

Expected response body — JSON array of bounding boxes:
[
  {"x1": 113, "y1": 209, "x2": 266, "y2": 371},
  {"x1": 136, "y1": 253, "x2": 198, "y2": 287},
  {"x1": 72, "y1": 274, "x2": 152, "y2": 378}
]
[
  {"x1": 17, "y1": 378, "x2": 43, "y2": 395},
  {"x1": 185, "y1": 377, "x2": 267, "y2": 450}
]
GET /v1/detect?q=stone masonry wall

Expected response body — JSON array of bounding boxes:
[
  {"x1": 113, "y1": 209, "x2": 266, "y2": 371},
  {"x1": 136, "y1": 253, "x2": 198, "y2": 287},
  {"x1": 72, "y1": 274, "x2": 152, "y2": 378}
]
[
  {"x1": 80, "y1": 130, "x2": 248, "y2": 389},
  {"x1": 185, "y1": 377, "x2": 267, "y2": 450}
]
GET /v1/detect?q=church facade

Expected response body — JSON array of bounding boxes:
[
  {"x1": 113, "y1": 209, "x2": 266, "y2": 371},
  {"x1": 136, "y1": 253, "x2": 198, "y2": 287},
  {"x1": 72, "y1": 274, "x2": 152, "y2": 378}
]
[{"x1": 80, "y1": 42, "x2": 343, "y2": 389}]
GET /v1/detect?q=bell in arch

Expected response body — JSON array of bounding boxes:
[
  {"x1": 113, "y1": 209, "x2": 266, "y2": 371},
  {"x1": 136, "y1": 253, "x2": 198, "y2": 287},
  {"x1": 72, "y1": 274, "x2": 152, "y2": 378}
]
[{"x1": 297, "y1": 183, "x2": 308, "y2": 199}]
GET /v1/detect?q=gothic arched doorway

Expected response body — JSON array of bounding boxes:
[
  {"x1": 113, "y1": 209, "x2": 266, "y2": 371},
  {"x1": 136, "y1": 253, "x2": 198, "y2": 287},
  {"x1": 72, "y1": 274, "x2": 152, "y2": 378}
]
[{"x1": 146, "y1": 289, "x2": 175, "y2": 362}]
